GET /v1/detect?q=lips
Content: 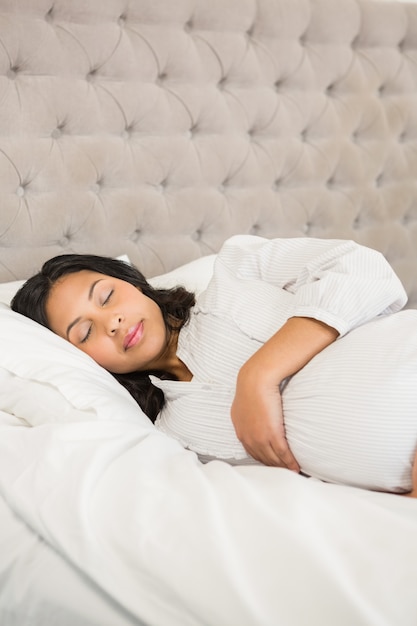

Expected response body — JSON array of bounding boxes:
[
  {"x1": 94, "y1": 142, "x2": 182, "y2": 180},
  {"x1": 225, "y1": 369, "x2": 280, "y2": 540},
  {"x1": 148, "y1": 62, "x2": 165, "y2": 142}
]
[{"x1": 123, "y1": 322, "x2": 143, "y2": 350}]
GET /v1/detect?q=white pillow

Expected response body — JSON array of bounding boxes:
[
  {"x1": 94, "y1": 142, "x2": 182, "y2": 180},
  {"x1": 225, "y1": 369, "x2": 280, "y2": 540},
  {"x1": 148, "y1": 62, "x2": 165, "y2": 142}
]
[
  {"x1": 0, "y1": 254, "x2": 216, "y2": 428},
  {"x1": 0, "y1": 279, "x2": 24, "y2": 305},
  {"x1": 148, "y1": 254, "x2": 216, "y2": 295}
]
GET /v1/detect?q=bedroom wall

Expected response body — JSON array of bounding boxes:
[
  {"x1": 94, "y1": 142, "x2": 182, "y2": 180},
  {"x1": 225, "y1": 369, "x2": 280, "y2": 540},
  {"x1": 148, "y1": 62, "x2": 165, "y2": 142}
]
[{"x1": 0, "y1": 0, "x2": 417, "y2": 306}]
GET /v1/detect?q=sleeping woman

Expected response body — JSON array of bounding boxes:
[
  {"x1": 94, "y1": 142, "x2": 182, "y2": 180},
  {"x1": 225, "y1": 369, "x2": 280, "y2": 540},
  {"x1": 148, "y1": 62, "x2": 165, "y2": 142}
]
[{"x1": 11, "y1": 235, "x2": 417, "y2": 497}]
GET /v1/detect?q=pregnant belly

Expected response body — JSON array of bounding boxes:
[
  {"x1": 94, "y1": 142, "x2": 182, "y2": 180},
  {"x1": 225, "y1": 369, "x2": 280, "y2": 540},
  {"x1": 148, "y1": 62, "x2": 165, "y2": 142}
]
[{"x1": 283, "y1": 310, "x2": 417, "y2": 493}]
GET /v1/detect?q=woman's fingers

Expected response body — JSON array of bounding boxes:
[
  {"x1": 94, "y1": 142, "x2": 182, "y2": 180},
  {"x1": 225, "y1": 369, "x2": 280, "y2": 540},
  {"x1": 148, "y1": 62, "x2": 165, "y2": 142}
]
[{"x1": 239, "y1": 431, "x2": 300, "y2": 471}]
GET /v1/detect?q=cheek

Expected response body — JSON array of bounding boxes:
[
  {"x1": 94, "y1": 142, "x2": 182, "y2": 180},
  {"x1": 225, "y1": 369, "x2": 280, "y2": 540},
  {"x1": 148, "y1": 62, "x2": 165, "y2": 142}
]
[{"x1": 78, "y1": 339, "x2": 116, "y2": 369}]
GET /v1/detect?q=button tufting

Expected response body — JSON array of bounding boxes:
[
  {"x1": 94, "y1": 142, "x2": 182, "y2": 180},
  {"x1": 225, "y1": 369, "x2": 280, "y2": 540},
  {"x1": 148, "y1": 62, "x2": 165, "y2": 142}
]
[
  {"x1": 51, "y1": 128, "x2": 62, "y2": 139},
  {"x1": 91, "y1": 182, "x2": 101, "y2": 194},
  {"x1": 87, "y1": 69, "x2": 98, "y2": 82},
  {"x1": 192, "y1": 229, "x2": 202, "y2": 241},
  {"x1": 118, "y1": 14, "x2": 126, "y2": 27},
  {"x1": 131, "y1": 228, "x2": 141, "y2": 242},
  {"x1": 7, "y1": 67, "x2": 18, "y2": 80},
  {"x1": 122, "y1": 125, "x2": 134, "y2": 139},
  {"x1": 246, "y1": 25, "x2": 255, "y2": 38},
  {"x1": 45, "y1": 6, "x2": 54, "y2": 22},
  {"x1": 401, "y1": 213, "x2": 415, "y2": 226},
  {"x1": 16, "y1": 185, "x2": 25, "y2": 197}
]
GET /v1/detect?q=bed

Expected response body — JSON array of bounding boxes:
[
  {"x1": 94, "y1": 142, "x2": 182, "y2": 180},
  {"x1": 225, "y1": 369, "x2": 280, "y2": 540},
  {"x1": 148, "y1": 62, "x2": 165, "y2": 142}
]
[{"x1": 1, "y1": 0, "x2": 417, "y2": 624}]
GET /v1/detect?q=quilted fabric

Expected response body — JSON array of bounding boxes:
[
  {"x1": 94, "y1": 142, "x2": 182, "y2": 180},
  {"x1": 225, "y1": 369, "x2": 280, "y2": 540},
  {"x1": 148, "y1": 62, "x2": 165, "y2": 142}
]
[{"x1": 0, "y1": 0, "x2": 417, "y2": 305}]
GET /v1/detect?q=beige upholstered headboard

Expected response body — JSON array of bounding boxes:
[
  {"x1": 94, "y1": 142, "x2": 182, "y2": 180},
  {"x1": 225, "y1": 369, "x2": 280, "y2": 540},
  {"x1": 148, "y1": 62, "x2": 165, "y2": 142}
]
[{"x1": 1, "y1": 0, "x2": 417, "y2": 305}]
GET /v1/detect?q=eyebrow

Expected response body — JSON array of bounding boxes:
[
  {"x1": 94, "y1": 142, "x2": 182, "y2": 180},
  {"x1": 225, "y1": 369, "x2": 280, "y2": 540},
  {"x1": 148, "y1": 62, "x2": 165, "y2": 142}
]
[{"x1": 65, "y1": 278, "x2": 104, "y2": 338}]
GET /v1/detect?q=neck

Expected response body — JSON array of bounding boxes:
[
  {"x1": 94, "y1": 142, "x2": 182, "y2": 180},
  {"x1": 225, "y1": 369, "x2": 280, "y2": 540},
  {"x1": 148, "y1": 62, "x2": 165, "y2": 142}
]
[
  {"x1": 161, "y1": 328, "x2": 193, "y2": 381},
  {"x1": 172, "y1": 359, "x2": 193, "y2": 381}
]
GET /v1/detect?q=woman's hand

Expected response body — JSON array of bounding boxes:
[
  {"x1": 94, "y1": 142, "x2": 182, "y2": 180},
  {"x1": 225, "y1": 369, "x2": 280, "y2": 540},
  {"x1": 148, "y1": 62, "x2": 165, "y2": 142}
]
[
  {"x1": 231, "y1": 362, "x2": 300, "y2": 470},
  {"x1": 230, "y1": 316, "x2": 339, "y2": 469}
]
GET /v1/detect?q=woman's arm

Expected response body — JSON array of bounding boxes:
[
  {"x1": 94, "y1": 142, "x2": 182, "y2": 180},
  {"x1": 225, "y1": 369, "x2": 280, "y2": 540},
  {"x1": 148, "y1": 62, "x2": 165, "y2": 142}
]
[
  {"x1": 231, "y1": 316, "x2": 339, "y2": 468},
  {"x1": 220, "y1": 235, "x2": 406, "y2": 468},
  {"x1": 216, "y1": 236, "x2": 407, "y2": 337}
]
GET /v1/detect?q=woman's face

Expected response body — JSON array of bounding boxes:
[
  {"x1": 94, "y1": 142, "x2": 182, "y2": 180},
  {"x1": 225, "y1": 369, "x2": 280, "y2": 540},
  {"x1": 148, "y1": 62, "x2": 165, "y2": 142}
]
[{"x1": 45, "y1": 270, "x2": 171, "y2": 374}]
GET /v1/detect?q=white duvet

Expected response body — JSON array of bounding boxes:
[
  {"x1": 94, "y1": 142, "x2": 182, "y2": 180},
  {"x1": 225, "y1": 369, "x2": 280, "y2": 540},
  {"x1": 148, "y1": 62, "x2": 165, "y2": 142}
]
[
  {"x1": 0, "y1": 262, "x2": 417, "y2": 625},
  {"x1": 1, "y1": 414, "x2": 417, "y2": 625}
]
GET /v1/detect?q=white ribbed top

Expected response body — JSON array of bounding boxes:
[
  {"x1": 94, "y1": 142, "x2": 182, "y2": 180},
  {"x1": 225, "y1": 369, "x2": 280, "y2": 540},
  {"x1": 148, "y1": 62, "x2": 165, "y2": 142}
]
[{"x1": 154, "y1": 235, "x2": 416, "y2": 492}]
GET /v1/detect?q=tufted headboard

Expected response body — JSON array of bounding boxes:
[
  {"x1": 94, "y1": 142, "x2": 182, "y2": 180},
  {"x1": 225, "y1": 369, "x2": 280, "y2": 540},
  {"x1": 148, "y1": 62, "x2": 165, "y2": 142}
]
[{"x1": 1, "y1": 0, "x2": 417, "y2": 305}]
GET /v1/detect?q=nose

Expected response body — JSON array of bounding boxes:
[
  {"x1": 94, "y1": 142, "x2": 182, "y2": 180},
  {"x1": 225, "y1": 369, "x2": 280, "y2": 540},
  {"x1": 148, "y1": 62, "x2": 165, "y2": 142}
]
[{"x1": 106, "y1": 313, "x2": 123, "y2": 336}]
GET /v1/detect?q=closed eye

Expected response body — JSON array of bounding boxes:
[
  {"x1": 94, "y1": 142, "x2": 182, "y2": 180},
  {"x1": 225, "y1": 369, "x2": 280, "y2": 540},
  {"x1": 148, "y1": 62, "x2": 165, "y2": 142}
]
[
  {"x1": 79, "y1": 289, "x2": 112, "y2": 343},
  {"x1": 80, "y1": 325, "x2": 92, "y2": 344},
  {"x1": 102, "y1": 289, "x2": 113, "y2": 306}
]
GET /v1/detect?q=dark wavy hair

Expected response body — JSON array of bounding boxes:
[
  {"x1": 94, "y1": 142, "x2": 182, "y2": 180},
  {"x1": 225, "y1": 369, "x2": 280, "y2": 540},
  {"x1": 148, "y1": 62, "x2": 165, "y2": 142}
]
[{"x1": 11, "y1": 254, "x2": 195, "y2": 423}]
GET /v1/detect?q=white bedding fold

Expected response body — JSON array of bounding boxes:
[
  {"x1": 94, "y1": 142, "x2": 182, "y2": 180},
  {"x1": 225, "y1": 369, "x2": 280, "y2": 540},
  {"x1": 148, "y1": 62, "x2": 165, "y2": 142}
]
[{"x1": 0, "y1": 419, "x2": 416, "y2": 626}]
